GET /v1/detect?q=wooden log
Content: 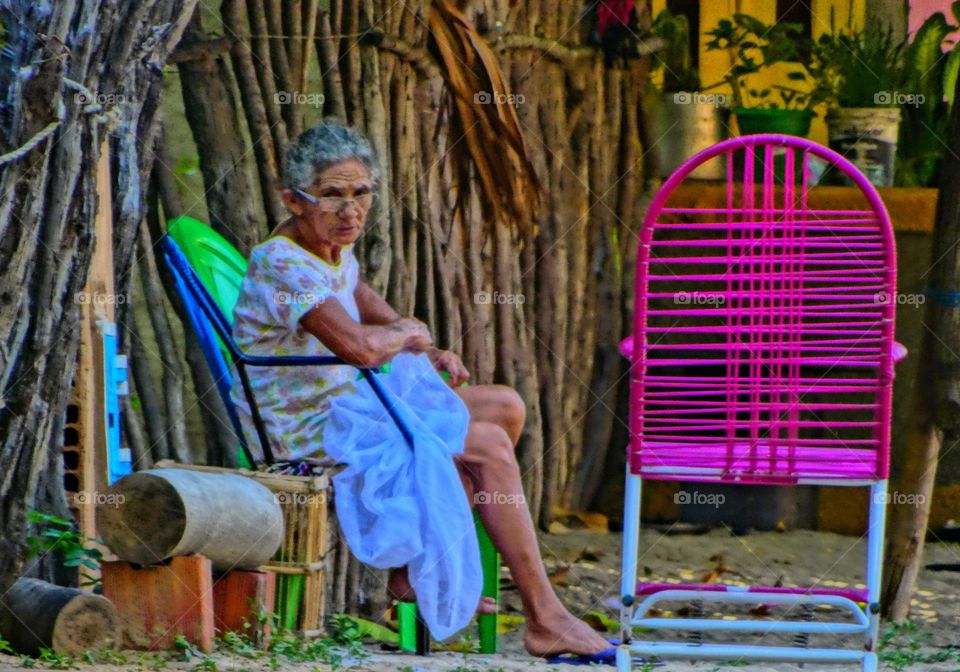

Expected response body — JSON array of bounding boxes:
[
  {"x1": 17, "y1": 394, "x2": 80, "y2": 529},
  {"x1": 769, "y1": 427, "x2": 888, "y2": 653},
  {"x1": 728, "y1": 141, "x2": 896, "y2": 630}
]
[
  {"x1": 101, "y1": 556, "x2": 214, "y2": 652},
  {"x1": 0, "y1": 578, "x2": 116, "y2": 656},
  {"x1": 97, "y1": 469, "x2": 283, "y2": 572}
]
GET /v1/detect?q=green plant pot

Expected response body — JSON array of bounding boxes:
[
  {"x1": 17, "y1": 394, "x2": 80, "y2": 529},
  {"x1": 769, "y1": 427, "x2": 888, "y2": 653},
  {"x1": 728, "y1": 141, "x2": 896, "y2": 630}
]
[
  {"x1": 734, "y1": 108, "x2": 813, "y2": 137},
  {"x1": 733, "y1": 109, "x2": 814, "y2": 184}
]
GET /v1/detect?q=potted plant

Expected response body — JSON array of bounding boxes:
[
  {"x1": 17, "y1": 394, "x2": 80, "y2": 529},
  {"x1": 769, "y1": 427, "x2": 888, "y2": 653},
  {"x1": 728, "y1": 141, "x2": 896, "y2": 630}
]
[
  {"x1": 648, "y1": 8, "x2": 728, "y2": 179},
  {"x1": 704, "y1": 13, "x2": 825, "y2": 137},
  {"x1": 815, "y1": 26, "x2": 905, "y2": 186}
]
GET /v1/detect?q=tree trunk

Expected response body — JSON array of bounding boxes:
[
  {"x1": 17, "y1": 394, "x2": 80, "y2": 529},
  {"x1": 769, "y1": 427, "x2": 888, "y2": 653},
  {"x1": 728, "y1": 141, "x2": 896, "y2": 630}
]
[
  {"x1": 882, "y1": 72, "x2": 960, "y2": 619},
  {"x1": 178, "y1": 9, "x2": 263, "y2": 256},
  {"x1": 0, "y1": 0, "x2": 197, "y2": 595}
]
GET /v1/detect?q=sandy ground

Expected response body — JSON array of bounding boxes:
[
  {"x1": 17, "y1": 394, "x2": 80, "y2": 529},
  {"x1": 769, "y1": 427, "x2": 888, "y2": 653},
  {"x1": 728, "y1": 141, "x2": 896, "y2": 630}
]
[{"x1": 2, "y1": 526, "x2": 959, "y2": 671}]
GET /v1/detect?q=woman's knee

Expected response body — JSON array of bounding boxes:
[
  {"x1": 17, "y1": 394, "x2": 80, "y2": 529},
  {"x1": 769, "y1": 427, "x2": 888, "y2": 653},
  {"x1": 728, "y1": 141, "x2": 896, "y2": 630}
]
[
  {"x1": 491, "y1": 386, "x2": 526, "y2": 443},
  {"x1": 465, "y1": 421, "x2": 521, "y2": 475}
]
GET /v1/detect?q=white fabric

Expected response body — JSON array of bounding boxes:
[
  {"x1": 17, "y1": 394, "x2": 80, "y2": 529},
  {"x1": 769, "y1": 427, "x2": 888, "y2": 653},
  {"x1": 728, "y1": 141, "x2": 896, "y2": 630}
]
[{"x1": 321, "y1": 352, "x2": 482, "y2": 641}]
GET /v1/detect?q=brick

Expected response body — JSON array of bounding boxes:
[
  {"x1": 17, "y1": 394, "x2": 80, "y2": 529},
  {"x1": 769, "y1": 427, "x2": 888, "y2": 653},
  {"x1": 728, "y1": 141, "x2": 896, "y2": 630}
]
[
  {"x1": 212, "y1": 570, "x2": 275, "y2": 644},
  {"x1": 101, "y1": 555, "x2": 214, "y2": 652}
]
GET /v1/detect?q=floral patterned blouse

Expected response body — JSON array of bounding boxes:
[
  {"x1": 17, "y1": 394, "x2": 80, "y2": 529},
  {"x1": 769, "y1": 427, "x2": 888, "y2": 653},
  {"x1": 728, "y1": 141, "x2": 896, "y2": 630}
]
[{"x1": 230, "y1": 236, "x2": 360, "y2": 461}]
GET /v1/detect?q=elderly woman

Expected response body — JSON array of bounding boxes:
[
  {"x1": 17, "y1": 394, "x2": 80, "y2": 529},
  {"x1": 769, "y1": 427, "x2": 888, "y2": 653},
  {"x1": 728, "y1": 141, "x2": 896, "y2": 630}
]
[{"x1": 231, "y1": 122, "x2": 610, "y2": 658}]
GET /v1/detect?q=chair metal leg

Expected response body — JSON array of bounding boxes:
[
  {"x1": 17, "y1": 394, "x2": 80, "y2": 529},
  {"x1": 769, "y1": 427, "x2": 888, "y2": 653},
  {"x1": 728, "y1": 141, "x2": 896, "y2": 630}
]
[
  {"x1": 620, "y1": 472, "x2": 642, "y2": 648},
  {"x1": 415, "y1": 610, "x2": 431, "y2": 655},
  {"x1": 475, "y1": 511, "x2": 499, "y2": 654}
]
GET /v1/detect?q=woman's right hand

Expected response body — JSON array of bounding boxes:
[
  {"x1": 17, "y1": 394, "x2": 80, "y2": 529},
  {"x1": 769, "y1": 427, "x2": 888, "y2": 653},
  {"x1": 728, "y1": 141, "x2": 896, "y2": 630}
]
[{"x1": 394, "y1": 317, "x2": 433, "y2": 353}]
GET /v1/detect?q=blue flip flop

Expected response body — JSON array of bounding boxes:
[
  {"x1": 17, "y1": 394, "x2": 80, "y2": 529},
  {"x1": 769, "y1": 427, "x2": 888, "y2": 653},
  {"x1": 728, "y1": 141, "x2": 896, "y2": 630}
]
[{"x1": 544, "y1": 639, "x2": 661, "y2": 667}]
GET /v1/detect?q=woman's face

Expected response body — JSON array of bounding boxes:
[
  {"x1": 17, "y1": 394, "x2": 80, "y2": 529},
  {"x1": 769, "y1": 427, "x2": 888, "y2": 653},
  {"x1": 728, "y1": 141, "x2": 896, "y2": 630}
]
[{"x1": 284, "y1": 158, "x2": 373, "y2": 247}]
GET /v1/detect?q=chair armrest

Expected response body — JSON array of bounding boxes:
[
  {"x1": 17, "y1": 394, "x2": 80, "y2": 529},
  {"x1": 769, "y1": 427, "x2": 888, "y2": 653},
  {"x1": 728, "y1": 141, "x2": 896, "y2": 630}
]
[
  {"x1": 238, "y1": 353, "x2": 351, "y2": 368},
  {"x1": 619, "y1": 335, "x2": 634, "y2": 360},
  {"x1": 893, "y1": 341, "x2": 908, "y2": 364}
]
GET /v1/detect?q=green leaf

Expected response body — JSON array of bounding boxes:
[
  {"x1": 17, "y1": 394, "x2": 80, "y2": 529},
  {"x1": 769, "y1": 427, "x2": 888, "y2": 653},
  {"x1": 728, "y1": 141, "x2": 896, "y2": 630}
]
[
  {"x1": 903, "y1": 12, "x2": 952, "y2": 109},
  {"x1": 945, "y1": 46, "x2": 960, "y2": 108}
]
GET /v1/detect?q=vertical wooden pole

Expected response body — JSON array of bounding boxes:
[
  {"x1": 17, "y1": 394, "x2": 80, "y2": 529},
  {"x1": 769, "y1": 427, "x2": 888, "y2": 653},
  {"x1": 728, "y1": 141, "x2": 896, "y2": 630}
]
[{"x1": 70, "y1": 139, "x2": 119, "y2": 583}]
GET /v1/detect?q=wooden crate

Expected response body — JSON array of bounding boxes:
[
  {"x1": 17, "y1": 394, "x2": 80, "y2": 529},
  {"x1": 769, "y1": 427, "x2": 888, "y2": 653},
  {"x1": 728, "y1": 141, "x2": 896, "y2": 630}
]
[{"x1": 154, "y1": 460, "x2": 332, "y2": 636}]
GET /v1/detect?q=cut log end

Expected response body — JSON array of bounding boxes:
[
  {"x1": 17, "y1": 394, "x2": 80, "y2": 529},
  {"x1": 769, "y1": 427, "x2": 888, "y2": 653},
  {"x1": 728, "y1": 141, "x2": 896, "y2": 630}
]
[
  {"x1": 52, "y1": 594, "x2": 117, "y2": 655},
  {"x1": 97, "y1": 473, "x2": 188, "y2": 566},
  {"x1": 0, "y1": 579, "x2": 116, "y2": 656}
]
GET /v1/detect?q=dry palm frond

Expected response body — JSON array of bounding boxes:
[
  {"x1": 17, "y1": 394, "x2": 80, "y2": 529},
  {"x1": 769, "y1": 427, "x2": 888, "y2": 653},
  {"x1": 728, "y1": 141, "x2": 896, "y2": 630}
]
[{"x1": 427, "y1": 0, "x2": 541, "y2": 233}]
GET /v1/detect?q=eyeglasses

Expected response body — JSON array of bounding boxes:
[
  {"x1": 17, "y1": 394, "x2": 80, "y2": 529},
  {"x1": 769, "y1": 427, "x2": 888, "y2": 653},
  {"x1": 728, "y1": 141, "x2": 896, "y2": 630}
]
[{"x1": 293, "y1": 188, "x2": 375, "y2": 212}]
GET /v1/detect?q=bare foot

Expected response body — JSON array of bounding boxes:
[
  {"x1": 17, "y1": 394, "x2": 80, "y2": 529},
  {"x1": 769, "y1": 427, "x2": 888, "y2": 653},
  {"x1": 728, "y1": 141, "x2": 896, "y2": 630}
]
[
  {"x1": 523, "y1": 611, "x2": 612, "y2": 658},
  {"x1": 388, "y1": 567, "x2": 498, "y2": 615}
]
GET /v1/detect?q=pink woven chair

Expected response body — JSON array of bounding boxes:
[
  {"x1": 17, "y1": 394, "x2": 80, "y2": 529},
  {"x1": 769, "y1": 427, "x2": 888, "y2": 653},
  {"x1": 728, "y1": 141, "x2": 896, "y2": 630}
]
[{"x1": 616, "y1": 135, "x2": 906, "y2": 672}]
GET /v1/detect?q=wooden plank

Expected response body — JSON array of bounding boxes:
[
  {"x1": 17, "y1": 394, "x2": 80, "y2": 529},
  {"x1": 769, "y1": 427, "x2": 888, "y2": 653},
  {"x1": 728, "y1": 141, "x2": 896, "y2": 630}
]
[
  {"x1": 101, "y1": 555, "x2": 214, "y2": 652},
  {"x1": 670, "y1": 183, "x2": 938, "y2": 234}
]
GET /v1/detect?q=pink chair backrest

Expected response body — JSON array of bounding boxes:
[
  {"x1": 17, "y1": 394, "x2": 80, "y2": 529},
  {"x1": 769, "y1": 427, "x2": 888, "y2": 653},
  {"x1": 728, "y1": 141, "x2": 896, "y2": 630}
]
[{"x1": 629, "y1": 134, "x2": 897, "y2": 485}]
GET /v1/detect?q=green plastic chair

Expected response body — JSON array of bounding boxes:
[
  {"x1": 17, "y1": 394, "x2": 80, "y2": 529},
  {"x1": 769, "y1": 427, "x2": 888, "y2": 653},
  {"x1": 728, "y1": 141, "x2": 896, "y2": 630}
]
[{"x1": 166, "y1": 216, "x2": 500, "y2": 653}]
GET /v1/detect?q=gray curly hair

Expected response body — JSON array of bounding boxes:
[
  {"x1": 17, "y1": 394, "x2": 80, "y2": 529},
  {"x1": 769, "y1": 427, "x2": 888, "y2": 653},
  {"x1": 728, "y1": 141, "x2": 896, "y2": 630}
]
[{"x1": 282, "y1": 121, "x2": 381, "y2": 190}]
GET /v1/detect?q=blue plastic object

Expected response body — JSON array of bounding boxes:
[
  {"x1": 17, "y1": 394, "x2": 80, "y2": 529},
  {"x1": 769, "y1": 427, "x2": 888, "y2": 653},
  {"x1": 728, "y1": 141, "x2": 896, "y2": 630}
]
[{"x1": 100, "y1": 321, "x2": 132, "y2": 484}]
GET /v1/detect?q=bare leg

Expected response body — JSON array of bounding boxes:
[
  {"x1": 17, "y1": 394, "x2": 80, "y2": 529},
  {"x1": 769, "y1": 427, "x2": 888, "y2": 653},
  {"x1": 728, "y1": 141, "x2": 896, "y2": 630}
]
[
  {"x1": 455, "y1": 386, "x2": 611, "y2": 657},
  {"x1": 387, "y1": 565, "x2": 497, "y2": 614}
]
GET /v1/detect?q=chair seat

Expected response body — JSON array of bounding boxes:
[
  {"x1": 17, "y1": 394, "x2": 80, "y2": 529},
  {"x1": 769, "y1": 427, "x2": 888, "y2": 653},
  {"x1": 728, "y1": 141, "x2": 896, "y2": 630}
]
[
  {"x1": 633, "y1": 440, "x2": 882, "y2": 484},
  {"x1": 635, "y1": 581, "x2": 867, "y2": 604}
]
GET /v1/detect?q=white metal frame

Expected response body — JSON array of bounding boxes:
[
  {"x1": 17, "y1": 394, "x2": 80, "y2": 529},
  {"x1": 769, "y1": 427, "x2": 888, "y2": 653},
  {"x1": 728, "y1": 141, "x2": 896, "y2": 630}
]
[{"x1": 617, "y1": 473, "x2": 887, "y2": 672}]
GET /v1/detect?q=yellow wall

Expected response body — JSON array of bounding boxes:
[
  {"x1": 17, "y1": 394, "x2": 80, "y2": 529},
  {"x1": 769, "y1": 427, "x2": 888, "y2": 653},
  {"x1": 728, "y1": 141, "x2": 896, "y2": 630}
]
[{"x1": 651, "y1": 0, "x2": 867, "y2": 144}]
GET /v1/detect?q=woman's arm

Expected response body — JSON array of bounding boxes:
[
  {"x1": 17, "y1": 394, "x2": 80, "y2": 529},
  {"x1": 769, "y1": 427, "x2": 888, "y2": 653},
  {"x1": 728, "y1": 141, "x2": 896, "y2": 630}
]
[
  {"x1": 300, "y1": 297, "x2": 432, "y2": 368},
  {"x1": 355, "y1": 280, "x2": 400, "y2": 325}
]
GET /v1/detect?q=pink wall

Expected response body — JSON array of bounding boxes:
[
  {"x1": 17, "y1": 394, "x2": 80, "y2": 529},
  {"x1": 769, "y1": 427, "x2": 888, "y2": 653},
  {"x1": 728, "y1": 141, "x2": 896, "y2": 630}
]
[{"x1": 909, "y1": 0, "x2": 959, "y2": 38}]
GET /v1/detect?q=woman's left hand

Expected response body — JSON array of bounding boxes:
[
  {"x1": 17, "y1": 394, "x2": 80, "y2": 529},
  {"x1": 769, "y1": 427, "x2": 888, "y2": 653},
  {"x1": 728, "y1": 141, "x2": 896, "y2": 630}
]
[{"x1": 427, "y1": 348, "x2": 470, "y2": 387}]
